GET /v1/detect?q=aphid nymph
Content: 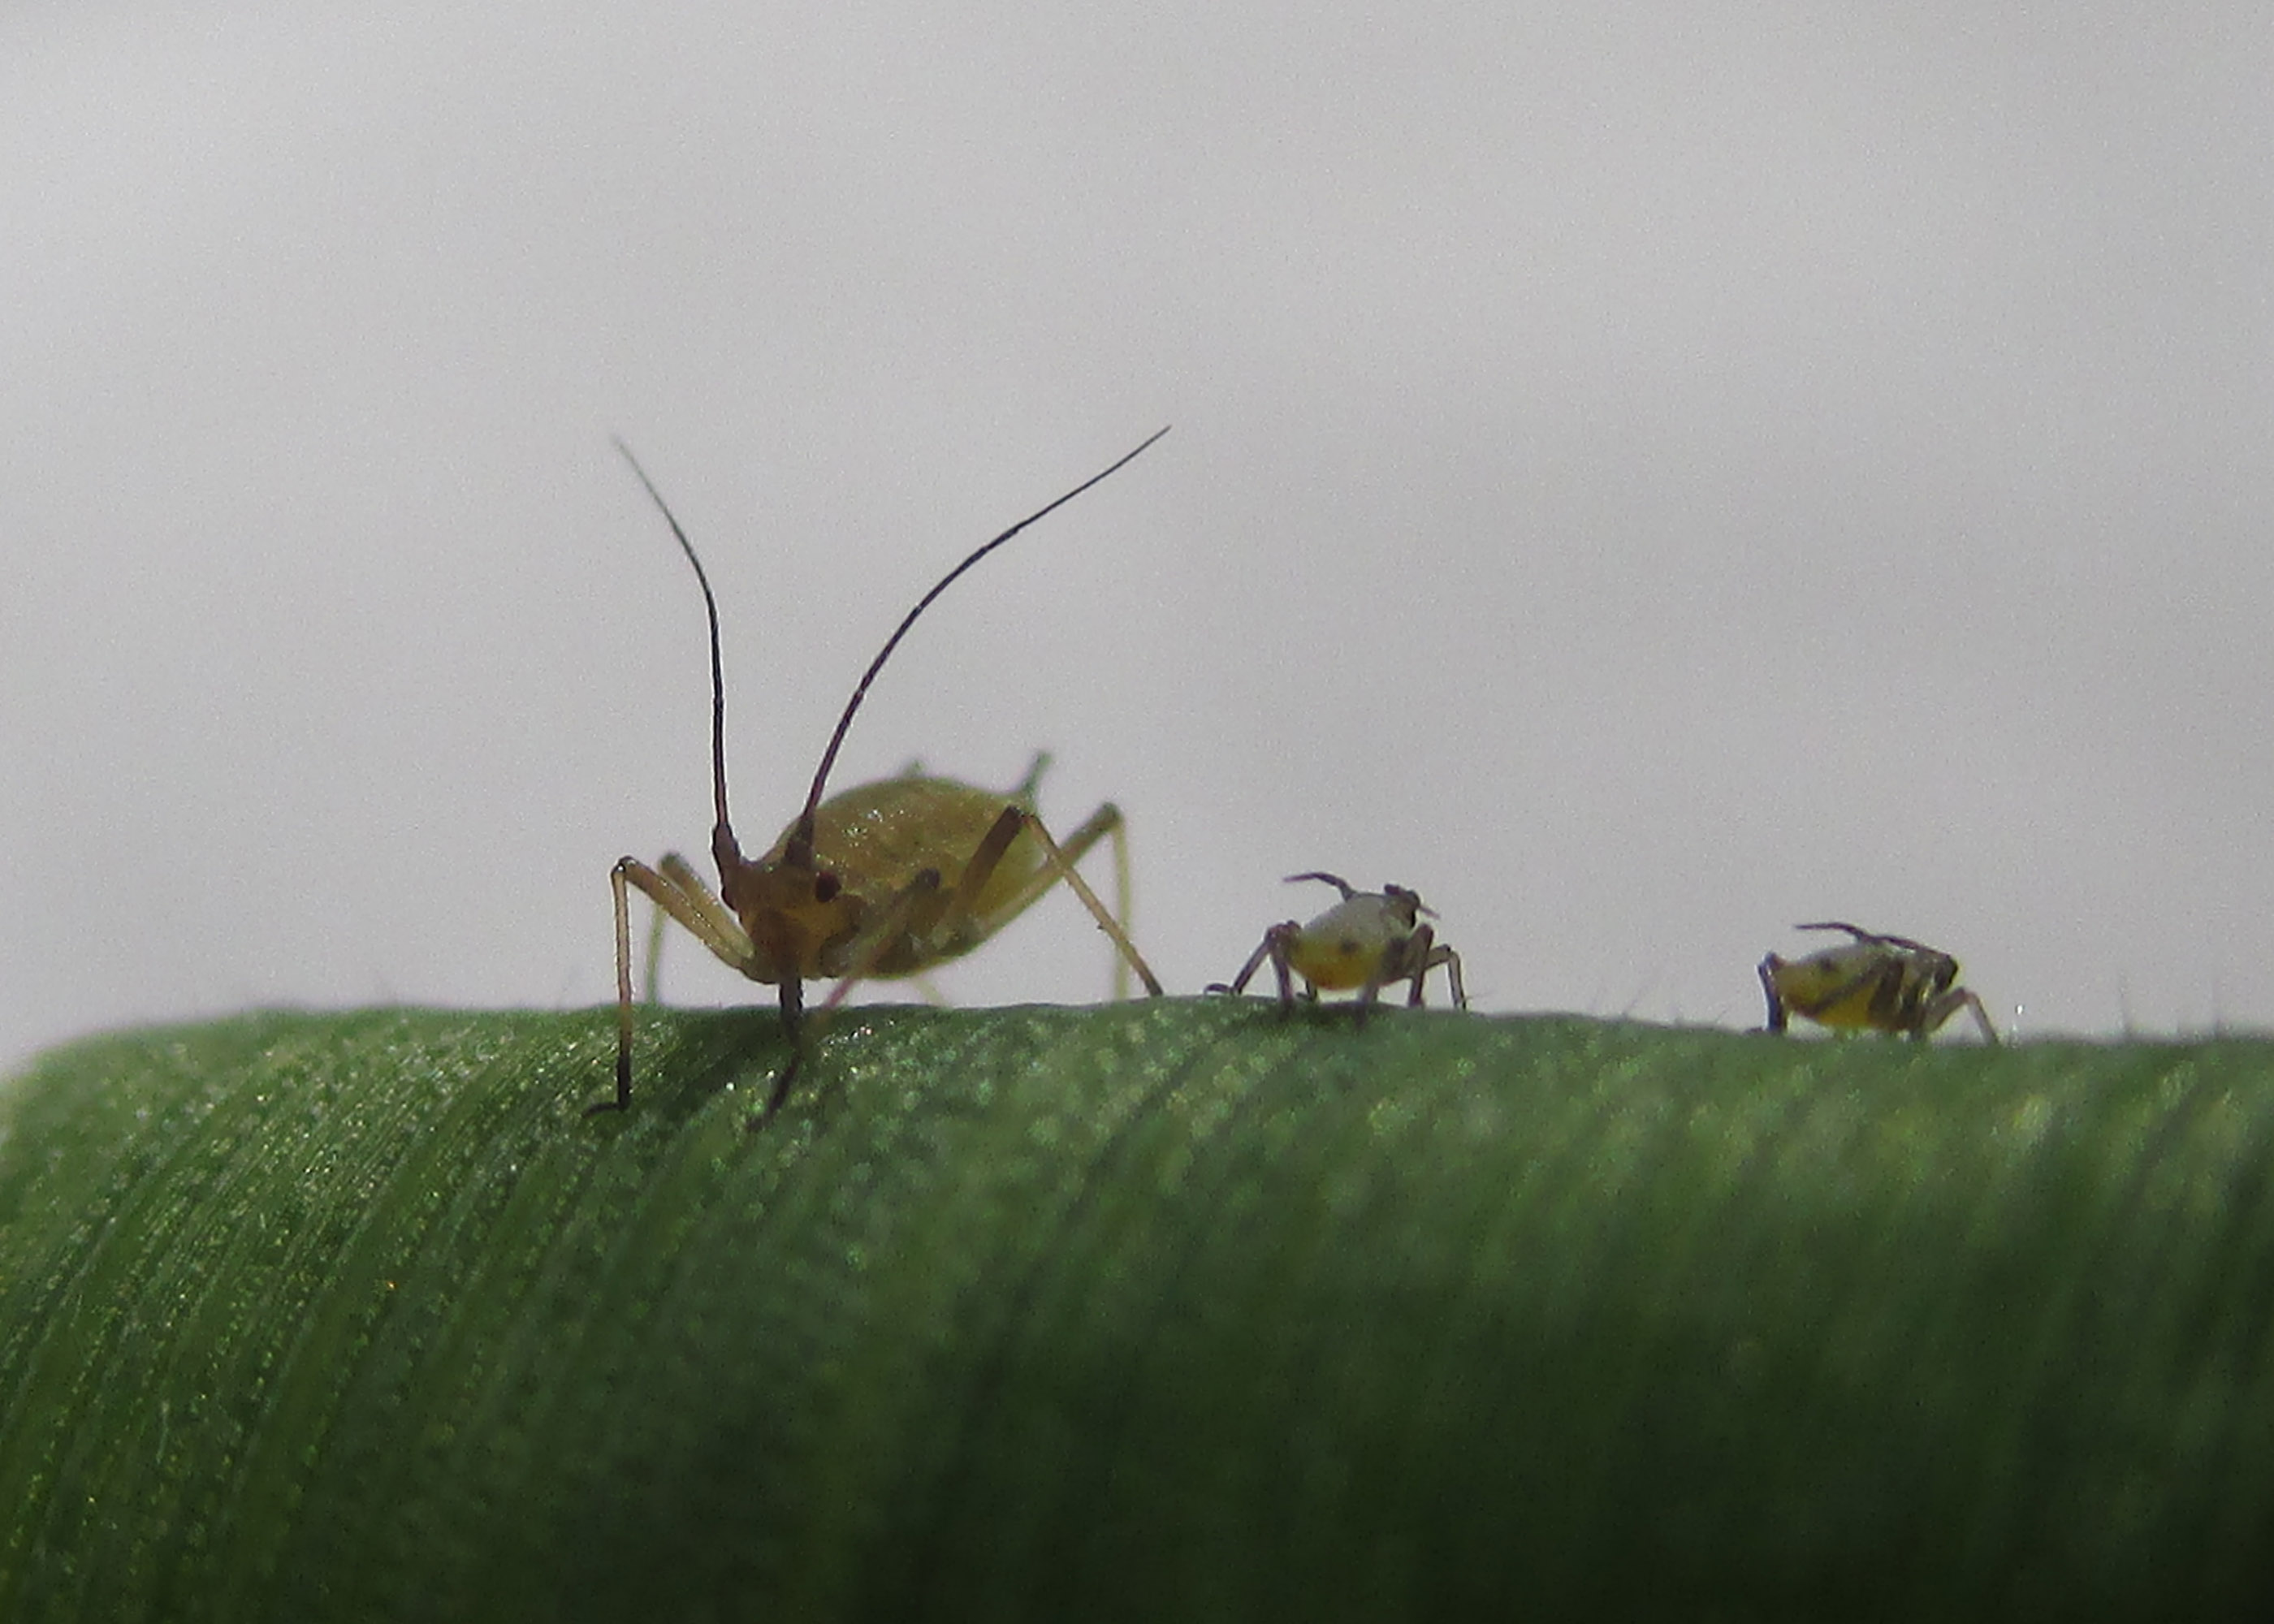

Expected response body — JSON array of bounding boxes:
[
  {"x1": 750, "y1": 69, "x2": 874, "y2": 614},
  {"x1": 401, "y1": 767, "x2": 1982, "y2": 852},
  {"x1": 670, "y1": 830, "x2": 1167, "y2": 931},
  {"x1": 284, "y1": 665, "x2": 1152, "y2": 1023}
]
[
  {"x1": 595, "y1": 429, "x2": 1170, "y2": 1118},
  {"x1": 1209, "y1": 871, "x2": 1467, "y2": 1021},
  {"x1": 1757, "y1": 921, "x2": 1998, "y2": 1043}
]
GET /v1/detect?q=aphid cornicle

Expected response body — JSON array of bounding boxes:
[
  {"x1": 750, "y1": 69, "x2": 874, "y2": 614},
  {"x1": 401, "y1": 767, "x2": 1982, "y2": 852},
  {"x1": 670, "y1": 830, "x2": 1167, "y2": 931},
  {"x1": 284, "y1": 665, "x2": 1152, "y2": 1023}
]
[
  {"x1": 594, "y1": 428, "x2": 1171, "y2": 1119},
  {"x1": 1209, "y1": 872, "x2": 1467, "y2": 1022},
  {"x1": 1757, "y1": 921, "x2": 1999, "y2": 1044}
]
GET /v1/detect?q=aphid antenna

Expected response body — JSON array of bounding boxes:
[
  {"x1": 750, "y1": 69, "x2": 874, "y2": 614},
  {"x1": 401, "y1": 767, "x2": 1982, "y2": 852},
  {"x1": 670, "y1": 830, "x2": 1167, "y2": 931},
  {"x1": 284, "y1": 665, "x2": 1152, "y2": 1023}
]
[
  {"x1": 611, "y1": 437, "x2": 745, "y2": 883},
  {"x1": 1285, "y1": 870, "x2": 1438, "y2": 918},
  {"x1": 612, "y1": 425, "x2": 1171, "y2": 881},
  {"x1": 1797, "y1": 920, "x2": 1935, "y2": 955},
  {"x1": 786, "y1": 425, "x2": 1172, "y2": 867}
]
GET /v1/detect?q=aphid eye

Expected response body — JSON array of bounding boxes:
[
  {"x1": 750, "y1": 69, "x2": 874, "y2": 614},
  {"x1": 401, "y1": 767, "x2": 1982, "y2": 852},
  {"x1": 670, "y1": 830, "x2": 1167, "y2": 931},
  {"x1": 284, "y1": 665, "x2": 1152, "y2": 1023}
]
[{"x1": 814, "y1": 873, "x2": 841, "y2": 904}]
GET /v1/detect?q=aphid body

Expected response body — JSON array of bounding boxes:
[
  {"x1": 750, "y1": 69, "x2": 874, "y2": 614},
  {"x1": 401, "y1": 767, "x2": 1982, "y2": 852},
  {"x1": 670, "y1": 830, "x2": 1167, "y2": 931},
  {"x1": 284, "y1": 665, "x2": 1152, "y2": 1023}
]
[
  {"x1": 733, "y1": 755, "x2": 1115, "y2": 981},
  {"x1": 598, "y1": 430, "x2": 1169, "y2": 1117},
  {"x1": 1212, "y1": 871, "x2": 1466, "y2": 1021},
  {"x1": 1757, "y1": 921, "x2": 1998, "y2": 1043}
]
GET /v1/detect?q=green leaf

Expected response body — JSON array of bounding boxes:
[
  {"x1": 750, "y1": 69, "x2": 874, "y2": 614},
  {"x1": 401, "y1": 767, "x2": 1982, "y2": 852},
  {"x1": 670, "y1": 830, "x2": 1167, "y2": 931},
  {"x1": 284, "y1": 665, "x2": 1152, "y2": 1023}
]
[{"x1": 5, "y1": 1004, "x2": 2274, "y2": 1619}]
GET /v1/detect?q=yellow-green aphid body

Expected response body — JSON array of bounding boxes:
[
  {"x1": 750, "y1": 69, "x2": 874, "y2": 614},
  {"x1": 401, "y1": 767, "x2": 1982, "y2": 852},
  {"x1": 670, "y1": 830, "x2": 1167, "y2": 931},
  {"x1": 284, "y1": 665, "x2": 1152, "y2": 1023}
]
[
  {"x1": 1213, "y1": 871, "x2": 1467, "y2": 1022},
  {"x1": 1285, "y1": 890, "x2": 1418, "y2": 992},
  {"x1": 754, "y1": 759, "x2": 1122, "y2": 981},
  {"x1": 1757, "y1": 921, "x2": 1998, "y2": 1043}
]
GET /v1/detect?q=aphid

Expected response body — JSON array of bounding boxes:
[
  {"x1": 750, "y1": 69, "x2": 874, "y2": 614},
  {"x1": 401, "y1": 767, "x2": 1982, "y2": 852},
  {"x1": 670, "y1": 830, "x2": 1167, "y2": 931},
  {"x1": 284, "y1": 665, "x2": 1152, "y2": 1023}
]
[
  {"x1": 1757, "y1": 921, "x2": 1999, "y2": 1043},
  {"x1": 594, "y1": 429, "x2": 1171, "y2": 1118},
  {"x1": 1208, "y1": 871, "x2": 1467, "y2": 1021}
]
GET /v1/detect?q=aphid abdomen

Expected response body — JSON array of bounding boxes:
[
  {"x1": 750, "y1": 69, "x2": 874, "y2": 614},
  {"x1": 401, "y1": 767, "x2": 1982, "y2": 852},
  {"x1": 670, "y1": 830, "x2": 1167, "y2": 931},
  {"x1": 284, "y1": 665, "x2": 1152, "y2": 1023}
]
[
  {"x1": 1768, "y1": 946, "x2": 1871, "y2": 1026},
  {"x1": 789, "y1": 778, "x2": 1014, "y2": 902},
  {"x1": 1809, "y1": 995, "x2": 1883, "y2": 1030},
  {"x1": 779, "y1": 773, "x2": 1146, "y2": 985},
  {"x1": 779, "y1": 777, "x2": 1012, "y2": 976},
  {"x1": 1286, "y1": 934, "x2": 1377, "y2": 992}
]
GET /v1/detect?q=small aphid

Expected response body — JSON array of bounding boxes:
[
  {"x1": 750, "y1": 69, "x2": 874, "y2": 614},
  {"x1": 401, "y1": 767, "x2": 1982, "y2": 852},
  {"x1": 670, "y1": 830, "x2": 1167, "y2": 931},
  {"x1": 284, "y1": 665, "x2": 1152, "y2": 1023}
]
[
  {"x1": 1757, "y1": 921, "x2": 1998, "y2": 1043},
  {"x1": 595, "y1": 429, "x2": 1171, "y2": 1118},
  {"x1": 1208, "y1": 871, "x2": 1467, "y2": 1022}
]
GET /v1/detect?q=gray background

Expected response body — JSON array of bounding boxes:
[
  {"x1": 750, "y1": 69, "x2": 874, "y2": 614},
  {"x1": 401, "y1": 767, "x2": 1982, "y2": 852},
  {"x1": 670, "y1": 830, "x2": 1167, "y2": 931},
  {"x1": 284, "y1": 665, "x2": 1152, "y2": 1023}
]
[{"x1": 6, "y1": 2, "x2": 2272, "y2": 1077}]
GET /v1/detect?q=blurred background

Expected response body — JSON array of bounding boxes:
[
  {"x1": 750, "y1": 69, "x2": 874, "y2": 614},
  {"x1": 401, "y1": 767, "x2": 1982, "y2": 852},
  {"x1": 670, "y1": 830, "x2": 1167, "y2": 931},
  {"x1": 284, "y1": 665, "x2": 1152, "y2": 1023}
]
[{"x1": 6, "y1": 1, "x2": 2272, "y2": 1077}]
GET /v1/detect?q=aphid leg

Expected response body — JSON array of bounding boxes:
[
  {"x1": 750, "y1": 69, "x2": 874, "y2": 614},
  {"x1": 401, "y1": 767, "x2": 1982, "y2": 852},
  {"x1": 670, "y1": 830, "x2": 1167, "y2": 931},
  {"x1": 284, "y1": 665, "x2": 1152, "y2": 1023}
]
[
  {"x1": 1018, "y1": 800, "x2": 1146, "y2": 1000},
  {"x1": 759, "y1": 875, "x2": 936, "y2": 1117},
  {"x1": 1009, "y1": 749, "x2": 1053, "y2": 805},
  {"x1": 641, "y1": 886, "x2": 670, "y2": 1005},
  {"x1": 1028, "y1": 802, "x2": 1145, "y2": 1000},
  {"x1": 1351, "y1": 961, "x2": 1389, "y2": 1029},
  {"x1": 639, "y1": 852, "x2": 724, "y2": 1005},
  {"x1": 1208, "y1": 932, "x2": 1283, "y2": 999},
  {"x1": 599, "y1": 855, "x2": 760, "y2": 1116},
  {"x1": 1927, "y1": 987, "x2": 2001, "y2": 1045},
  {"x1": 1442, "y1": 944, "x2": 1468, "y2": 1009},
  {"x1": 969, "y1": 775, "x2": 1143, "y2": 1000},
  {"x1": 937, "y1": 803, "x2": 1165, "y2": 997},
  {"x1": 1278, "y1": 931, "x2": 1311, "y2": 1010},
  {"x1": 1757, "y1": 956, "x2": 1791, "y2": 1033},
  {"x1": 814, "y1": 869, "x2": 953, "y2": 1020},
  {"x1": 1864, "y1": 957, "x2": 1918, "y2": 1031},
  {"x1": 659, "y1": 852, "x2": 725, "y2": 920},
  {"x1": 610, "y1": 863, "x2": 639, "y2": 1112},
  {"x1": 1015, "y1": 807, "x2": 1161, "y2": 996},
  {"x1": 1109, "y1": 814, "x2": 1136, "y2": 1001},
  {"x1": 764, "y1": 974, "x2": 808, "y2": 1119},
  {"x1": 1408, "y1": 934, "x2": 1468, "y2": 1010},
  {"x1": 1399, "y1": 924, "x2": 1438, "y2": 1009}
]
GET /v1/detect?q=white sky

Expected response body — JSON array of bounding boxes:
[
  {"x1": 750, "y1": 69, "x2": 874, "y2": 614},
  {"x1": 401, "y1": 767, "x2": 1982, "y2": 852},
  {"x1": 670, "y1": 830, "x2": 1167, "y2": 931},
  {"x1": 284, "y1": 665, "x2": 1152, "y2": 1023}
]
[{"x1": 6, "y1": 2, "x2": 2273, "y2": 1076}]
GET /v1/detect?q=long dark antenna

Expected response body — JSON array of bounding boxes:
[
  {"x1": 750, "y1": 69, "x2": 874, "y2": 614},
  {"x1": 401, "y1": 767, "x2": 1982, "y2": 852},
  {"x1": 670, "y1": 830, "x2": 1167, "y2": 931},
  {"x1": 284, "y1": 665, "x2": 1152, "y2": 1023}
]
[
  {"x1": 612, "y1": 437, "x2": 742, "y2": 871},
  {"x1": 787, "y1": 425, "x2": 1172, "y2": 863}
]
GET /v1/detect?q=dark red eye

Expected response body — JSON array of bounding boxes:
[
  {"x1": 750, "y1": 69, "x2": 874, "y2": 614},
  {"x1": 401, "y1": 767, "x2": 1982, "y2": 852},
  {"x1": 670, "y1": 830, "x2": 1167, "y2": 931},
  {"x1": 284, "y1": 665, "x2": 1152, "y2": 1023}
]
[{"x1": 814, "y1": 873, "x2": 841, "y2": 903}]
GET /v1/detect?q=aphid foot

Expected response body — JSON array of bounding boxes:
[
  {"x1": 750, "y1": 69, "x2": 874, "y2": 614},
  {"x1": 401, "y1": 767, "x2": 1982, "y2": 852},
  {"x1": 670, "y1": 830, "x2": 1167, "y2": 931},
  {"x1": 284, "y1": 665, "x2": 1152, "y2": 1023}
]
[{"x1": 741, "y1": 1049, "x2": 804, "y2": 1128}]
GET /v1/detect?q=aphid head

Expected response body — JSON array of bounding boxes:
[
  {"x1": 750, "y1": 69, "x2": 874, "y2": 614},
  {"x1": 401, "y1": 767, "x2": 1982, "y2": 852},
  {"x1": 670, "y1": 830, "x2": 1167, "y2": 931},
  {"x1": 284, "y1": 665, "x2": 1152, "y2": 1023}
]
[
  {"x1": 724, "y1": 862, "x2": 862, "y2": 985},
  {"x1": 1378, "y1": 883, "x2": 1434, "y2": 927},
  {"x1": 1921, "y1": 951, "x2": 1959, "y2": 996}
]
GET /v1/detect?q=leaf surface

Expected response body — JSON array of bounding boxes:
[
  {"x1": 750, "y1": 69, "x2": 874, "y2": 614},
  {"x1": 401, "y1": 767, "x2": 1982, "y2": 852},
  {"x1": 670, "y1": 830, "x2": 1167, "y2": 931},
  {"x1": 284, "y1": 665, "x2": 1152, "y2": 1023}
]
[{"x1": 4, "y1": 1004, "x2": 2273, "y2": 1619}]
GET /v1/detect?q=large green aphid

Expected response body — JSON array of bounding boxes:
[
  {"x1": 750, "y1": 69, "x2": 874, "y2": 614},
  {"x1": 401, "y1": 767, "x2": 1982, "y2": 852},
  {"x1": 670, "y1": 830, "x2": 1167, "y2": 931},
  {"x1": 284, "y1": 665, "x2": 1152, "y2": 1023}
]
[{"x1": 599, "y1": 428, "x2": 1171, "y2": 1118}]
